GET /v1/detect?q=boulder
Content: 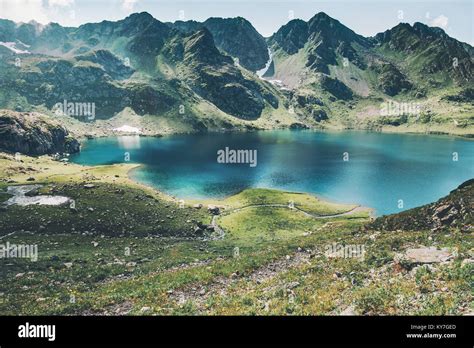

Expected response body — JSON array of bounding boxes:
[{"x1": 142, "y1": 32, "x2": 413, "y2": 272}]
[
  {"x1": 396, "y1": 247, "x2": 454, "y2": 266},
  {"x1": 0, "y1": 110, "x2": 80, "y2": 156},
  {"x1": 207, "y1": 205, "x2": 220, "y2": 215}
]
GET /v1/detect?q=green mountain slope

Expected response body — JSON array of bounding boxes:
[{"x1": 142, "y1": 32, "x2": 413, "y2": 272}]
[
  {"x1": 178, "y1": 28, "x2": 278, "y2": 119},
  {"x1": 373, "y1": 22, "x2": 473, "y2": 86},
  {"x1": 0, "y1": 12, "x2": 284, "y2": 131},
  {"x1": 265, "y1": 13, "x2": 473, "y2": 135},
  {"x1": 0, "y1": 11, "x2": 472, "y2": 136}
]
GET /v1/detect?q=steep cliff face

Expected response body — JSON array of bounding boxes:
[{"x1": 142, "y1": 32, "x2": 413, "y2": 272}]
[
  {"x1": 172, "y1": 17, "x2": 270, "y2": 71},
  {"x1": 202, "y1": 17, "x2": 270, "y2": 71},
  {"x1": 180, "y1": 29, "x2": 278, "y2": 120},
  {"x1": 0, "y1": 110, "x2": 80, "y2": 156},
  {"x1": 269, "y1": 19, "x2": 309, "y2": 55}
]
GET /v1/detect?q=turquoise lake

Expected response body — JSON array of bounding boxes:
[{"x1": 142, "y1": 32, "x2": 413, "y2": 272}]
[{"x1": 70, "y1": 130, "x2": 474, "y2": 216}]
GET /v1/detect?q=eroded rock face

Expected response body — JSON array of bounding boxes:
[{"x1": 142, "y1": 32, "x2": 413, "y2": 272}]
[
  {"x1": 319, "y1": 75, "x2": 353, "y2": 100},
  {"x1": 375, "y1": 62, "x2": 412, "y2": 96},
  {"x1": 0, "y1": 110, "x2": 80, "y2": 156},
  {"x1": 182, "y1": 29, "x2": 276, "y2": 120},
  {"x1": 174, "y1": 18, "x2": 271, "y2": 72},
  {"x1": 202, "y1": 17, "x2": 270, "y2": 71}
]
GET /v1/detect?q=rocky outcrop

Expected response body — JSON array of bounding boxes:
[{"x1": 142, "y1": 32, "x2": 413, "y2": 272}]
[
  {"x1": 202, "y1": 17, "x2": 269, "y2": 71},
  {"x1": 0, "y1": 110, "x2": 80, "y2": 156},
  {"x1": 396, "y1": 247, "x2": 454, "y2": 265},
  {"x1": 75, "y1": 49, "x2": 134, "y2": 80},
  {"x1": 375, "y1": 62, "x2": 412, "y2": 96},
  {"x1": 319, "y1": 75, "x2": 353, "y2": 100},
  {"x1": 368, "y1": 179, "x2": 473, "y2": 232},
  {"x1": 173, "y1": 17, "x2": 270, "y2": 71},
  {"x1": 182, "y1": 29, "x2": 278, "y2": 120}
]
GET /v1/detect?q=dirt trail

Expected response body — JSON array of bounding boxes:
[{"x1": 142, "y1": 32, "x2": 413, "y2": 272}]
[
  {"x1": 168, "y1": 249, "x2": 316, "y2": 309},
  {"x1": 210, "y1": 204, "x2": 368, "y2": 240},
  {"x1": 223, "y1": 203, "x2": 367, "y2": 219},
  {"x1": 83, "y1": 203, "x2": 368, "y2": 314}
]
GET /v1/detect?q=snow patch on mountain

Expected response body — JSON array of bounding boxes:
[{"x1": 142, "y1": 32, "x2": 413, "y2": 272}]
[{"x1": 0, "y1": 41, "x2": 30, "y2": 54}]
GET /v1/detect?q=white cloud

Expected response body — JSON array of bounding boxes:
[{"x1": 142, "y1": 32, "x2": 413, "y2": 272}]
[
  {"x1": 48, "y1": 0, "x2": 74, "y2": 7},
  {"x1": 429, "y1": 15, "x2": 449, "y2": 29},
  {"x1": 0, "y1": 0, "x2": 77, "y2": 25},
  {"x1": 122, "y1": 0, "x2": 138, "y2": 12},
  {"x1": 0, "y1": 0, "x2": 50, "y2": 23}
]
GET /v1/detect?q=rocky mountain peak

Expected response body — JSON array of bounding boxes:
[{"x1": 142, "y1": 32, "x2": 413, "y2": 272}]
[
  {"x1": 184, "y1": 27, "x2": 232, "y2": 66},
  {"x1": 269, "y1": 19, "x2": 309, "y2": 54}
]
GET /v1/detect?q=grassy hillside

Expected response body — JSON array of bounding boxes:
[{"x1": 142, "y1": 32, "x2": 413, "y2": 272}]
[{"x1": 0, "y1": 153, "x2": 471, "y2": 315}]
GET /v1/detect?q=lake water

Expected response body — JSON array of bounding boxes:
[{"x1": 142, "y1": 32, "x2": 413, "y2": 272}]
[{"x1": 70, "y1": 130, "x2": 474, "y2": 216}]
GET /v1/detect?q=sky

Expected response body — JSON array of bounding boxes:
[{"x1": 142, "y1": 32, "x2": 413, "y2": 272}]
[{"x1": 0, "y1": 0, "x2": 472, "y2": 44}]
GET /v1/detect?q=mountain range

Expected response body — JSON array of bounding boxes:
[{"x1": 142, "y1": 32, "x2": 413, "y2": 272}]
[{"x1": 0, "y1": 11, "x2": 473, "y2": 146}]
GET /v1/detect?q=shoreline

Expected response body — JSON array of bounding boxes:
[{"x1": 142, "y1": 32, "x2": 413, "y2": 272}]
[
  {"x1": 77, "y1": 127, "x2": 474, "y2": 141},
  {"x1": 70, "y1": 128, "x2": 473, "y2": 217},
  {"x1": 74, "y1": 124, "x2": 474, "y2": 142},
  {"x1": 3, "y1": 119, "x2": 473, "y2": 219},
  {"x1": 0, "y1": 150, "x2": 374, "y2": 218},
  {"x1": 125, "y1": 162, "x2": 376, "y2": 216}
]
